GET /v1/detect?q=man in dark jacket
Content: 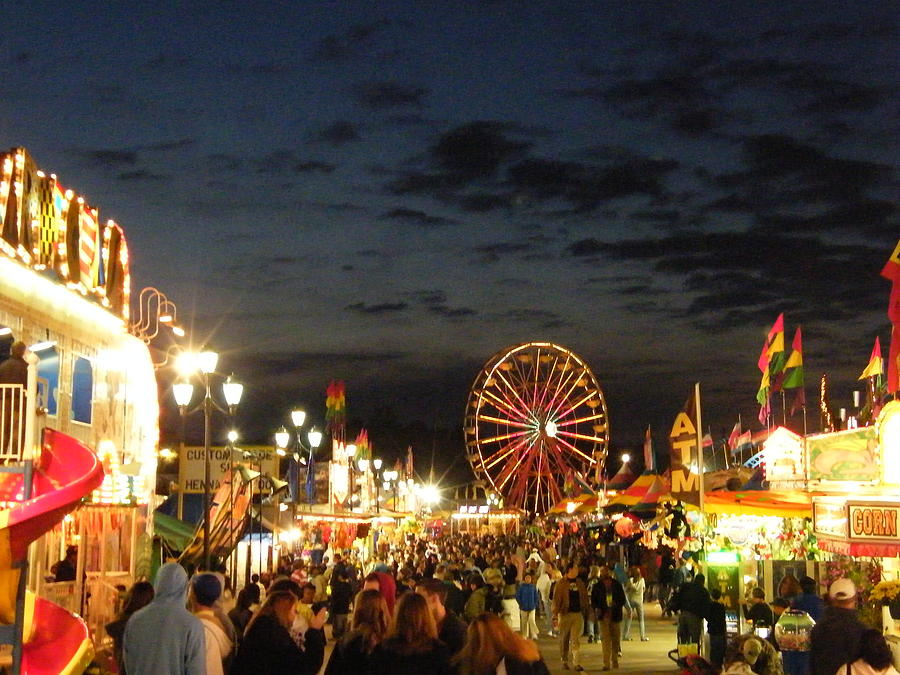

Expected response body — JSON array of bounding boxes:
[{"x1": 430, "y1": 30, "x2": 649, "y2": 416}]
[
  {"x1": 418, "y1": 579, "x2": 467, "y2": 657},
  {"x1": 810, "y1": 578, "x2": 866, "y2": 675},
  {"x1": 329, "y1": 571, "x2": 354, "y2": 640},
  {"x1": 673, "y1": 573, "x2": 710, "y2": 647},
  {"x1": 707, "y1": 588, "x2": 727, "y2": 668},
  {"x1": 591, "y1": 566, "x2": 626, "y2": 671}
]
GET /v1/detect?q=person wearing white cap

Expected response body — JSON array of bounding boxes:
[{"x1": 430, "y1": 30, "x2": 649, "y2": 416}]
[{"x1": 810, "y1": 578, "x2": 867, "y2": 675}]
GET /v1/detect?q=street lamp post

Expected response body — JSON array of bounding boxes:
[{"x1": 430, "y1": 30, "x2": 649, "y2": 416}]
[
  {"x1": 173, "y1": 351, "x2": 243, "y2": 571},
  {"x1": 383, "y1": 469, "x2": 398, "y2": 512},
  {"x1": 372, "y1": 458, "x2": 383, "y2": 512}
]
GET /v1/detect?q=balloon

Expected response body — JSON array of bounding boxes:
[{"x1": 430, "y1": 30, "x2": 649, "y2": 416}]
[{"x1": 615, "y1": 516, "x2": 635, "y2": 538}]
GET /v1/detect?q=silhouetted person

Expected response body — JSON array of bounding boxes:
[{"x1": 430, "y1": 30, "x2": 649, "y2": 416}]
[{"x1": 53, "y1": 546, "x2": 78, "y2": 582}]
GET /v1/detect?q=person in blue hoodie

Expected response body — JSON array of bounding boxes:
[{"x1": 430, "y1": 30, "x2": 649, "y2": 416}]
[
  {"x1": 124, "y1": 562, "x2": 205, "y2": 675},
  {"x1": 516, "y1": 571, "x2": 540, "y2": 640}
]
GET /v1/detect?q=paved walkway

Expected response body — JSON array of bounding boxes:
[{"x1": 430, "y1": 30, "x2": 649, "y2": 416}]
[
  {"x1": 319, "y1": 600, "x2": 681, "y2": 675},
  {"x1": 536, "y1": 602, "x2": 680, "y2": 675}
]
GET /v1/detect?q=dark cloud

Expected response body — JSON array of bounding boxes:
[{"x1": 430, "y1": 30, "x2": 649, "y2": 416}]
[
  {"x1": 631, "y1": 209, "x2": 682, "y2": 225},
  {"x1": 355, "y1": 81, "x2": 428, "y2": 108},
  {"x1": 311, "y1": 23, "x2": 383, "y2": 62},
  {"x1": 566, "y1": 238, "x2": 604, "y2": 257},
  {"x1": 507, "y1": 156, "x2": 678, "y2": 211},
  {"x1": 754, "y1": 200, "x2": 898, "y2": 238},
  {"x1": 143, "y1": 139, "x2": 195, "y2": 152},
  {"x1": 432, "y1": 121, "x2": 532, "y2": 178},
  {"x1": 117, "y1": 170, "x2": 168, "y2": 181},
  {"x1": 144, "y1": 52, "x2": 190, "y2": 70},
  {"x1": 715, "y1": 134, "x2": 893, "y2": 203},
  {"x1": 345, "y1": 301, "x2": 409, "y2": 315},
  {"x1": 206, "y1": 153, "x2": 242, "y2": 172},
  {"x1": 80, "y1": 149, "x2": 138, "y2": 165},
  {"x1": 457, "y1": 193, "x2": 512, "y2": 212},
  {"x1": 313, "y1": 120, "x2": 361, "y2": 146},
  {"x1": 495, "y1": 308, "x2": 571, "y2": 330},
  {"x1": 252, "y1": 350, "x2": 406, "y2": 378},
  {"x1": 473, "y1": 241, "x2": 534, "y2": 263},
  {"x1": 293, "y1": 161, "x2": 336, "y2": 173},
  {"x1": 595, "y1": 230, "x2": 890, "y2": 326},
  {"x1": 409, "y1": 290, "x2": 447, "y2": 306},
  {"x1": 381, "y1": 207, "x2": 456, "y2": 226},
  {"x1": 428, "y1": 305, "x2": 477, "y2": 317}
]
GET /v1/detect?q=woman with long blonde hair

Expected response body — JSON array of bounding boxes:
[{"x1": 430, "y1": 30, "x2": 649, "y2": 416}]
[
  {"x1": 371, "y1": 592, "x2": 452, "y2": 674},
  {"x1": 455, "y1": 612, "x2": 549, "y2": 675},
  {"x1": 325, "y1": 589, "x2": 391, "y2": 674}
]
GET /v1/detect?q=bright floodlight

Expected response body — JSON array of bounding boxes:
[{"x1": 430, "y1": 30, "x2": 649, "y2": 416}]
[
  {"x1": 291, "y1": 409, "x2": 306, "y2": 428},
  {"x1": 173, "y1": 380, "x2": 194, "y2": 407},
  {"x1": 544, "y1": 420, "x2": 558, "y2": 438},
  {"x1": 420, "y1": 484, "x2": 440, "y2": 505},
  {"x1": 274, "y1": 426, "x2": 290, "y2": 449},
  {"x1": 227, "y1": 429, "x2": 239, "y2": 443},
  {"x1": 175, "y1": 351, "x2": 198, "y2": 375},
  {"x1": 172, "y1": 325, "x2": 186, "y2": 337},
  {"x1": 622, "y1": 453, "x2": 631, "y2": 463},
  {"x1": 307, "y1": 428, "x2": 323, "y2": 448},
  {"x1": 222, "y1": 375, "x2": 243, "y2": 406},
  {"x1": 196, "y1": 350, "x2": 218, "y2": 374}
]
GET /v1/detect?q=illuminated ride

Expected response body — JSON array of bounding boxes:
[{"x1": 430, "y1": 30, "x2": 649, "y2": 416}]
[
  {"x1": 464, "y1": 342, "x2": 609, "y2": 514},
  {"x1": 0, "y1": 146, "x2": 162, "y2": 671}
]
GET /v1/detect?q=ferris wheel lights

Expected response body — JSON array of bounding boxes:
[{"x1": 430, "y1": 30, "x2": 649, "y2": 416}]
[
  {"x1": 544, "y1": 421, "x2": 558, "y2": 438},
  {"x1": 621, "y1": 453, "x2": 631, "y2": 463}
]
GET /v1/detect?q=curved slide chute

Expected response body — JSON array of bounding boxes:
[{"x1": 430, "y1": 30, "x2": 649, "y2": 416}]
[{"x1": 0, "y1": 428, "x2": 104, "y2": 674}]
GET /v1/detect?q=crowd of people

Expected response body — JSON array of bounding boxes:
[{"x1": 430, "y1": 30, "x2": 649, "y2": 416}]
[{"x1": 107, "y1": 528, "x2": 900, "y2": 675}]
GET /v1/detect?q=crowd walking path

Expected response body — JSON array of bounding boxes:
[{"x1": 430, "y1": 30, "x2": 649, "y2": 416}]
[{"x1": 537, "y1": 601, "x2": 679, "y2": 675}]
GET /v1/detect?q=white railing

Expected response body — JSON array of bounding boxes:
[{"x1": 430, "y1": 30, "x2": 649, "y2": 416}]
[
  {"x1": 85, "y1": 572, "x2": 133, "y2": 645},
  {"x1": 40, "y1": 580, "x2": 80, "y2": 615},
  {"x1": 0, "y1": 354, "x2": 38, "y2": 463},
  {"x1": 0, "y1": 384, "x2": 26, "y2": 463}
]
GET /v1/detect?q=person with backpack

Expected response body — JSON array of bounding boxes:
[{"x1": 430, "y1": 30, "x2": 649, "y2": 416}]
[
  {"x1": 464, "y1": 573, "x2": 491, "y2": 622},
  {"x1": 552, "y1": 563, "x2": 589, "y2": 672}
]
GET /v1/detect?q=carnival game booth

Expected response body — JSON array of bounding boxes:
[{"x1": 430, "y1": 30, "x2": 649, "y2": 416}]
[{"x1": 450, "y1": 507, "x2": 525, "y2": 535}]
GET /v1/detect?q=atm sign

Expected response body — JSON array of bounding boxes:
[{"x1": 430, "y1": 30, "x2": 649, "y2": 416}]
[{"x1": 849, "y1": 505, "x2": 900, "y2": 540}]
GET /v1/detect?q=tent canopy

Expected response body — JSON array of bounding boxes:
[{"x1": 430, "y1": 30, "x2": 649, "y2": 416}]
[{"x1": 702, "y1": 490, "x2": 815, "y2": 518}]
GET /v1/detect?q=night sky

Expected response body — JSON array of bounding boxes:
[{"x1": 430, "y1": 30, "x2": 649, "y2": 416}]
[{"x1": 2, "y1": 3, "x2": 897, "y2": 479}]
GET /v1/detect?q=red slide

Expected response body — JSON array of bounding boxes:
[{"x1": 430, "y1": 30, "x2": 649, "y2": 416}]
[{"x1": 0, "y1": 428, "x2": 105, "y2": 673}]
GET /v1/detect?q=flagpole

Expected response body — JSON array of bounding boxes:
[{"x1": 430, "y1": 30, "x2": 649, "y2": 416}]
[
  {"x1": 781, "y1": 390, "x2": 787, "y2": 427},
  {"x1": 694, "y1": 382, "x2": 704, "y2": 513}
]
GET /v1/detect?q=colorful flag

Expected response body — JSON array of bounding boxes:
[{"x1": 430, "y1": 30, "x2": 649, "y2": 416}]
[
  {"x1": 756, "y1": 313, "x2": 786, "y2": 421},
  {"x1": 859, "y1": 336, "x2": 884, "y2": 380},
  {"x1": 702, "y1": 433, "x2": 713, "y2": 448},
  {"x1": 669, "y1": 384, "x2": 702, "y2": 506},
  {"x1": 882, "y1": 239, "x2": 900, "y2": 394},
  {"x1": 782, "y1": 327, "x2": 806, "y2": 415},
  {"x1": 325, "y1": 380, "x2": 346, "y2": 440},
  {"x1": 727, "y1": 421, "x2": 741, "y2": 451},
  {"x1": 735, "y1": 430, "x2": 753, "y2": 449},
  {"x1": 758, "y1": 313, "x2": 785, "y2": 372}
]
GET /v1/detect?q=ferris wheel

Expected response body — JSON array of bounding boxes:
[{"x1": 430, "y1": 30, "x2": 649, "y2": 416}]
[{"x1": 464, "y1": 342, "x2": 610, "y2": 514}]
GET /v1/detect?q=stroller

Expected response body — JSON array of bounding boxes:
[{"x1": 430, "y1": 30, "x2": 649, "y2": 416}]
[{"x1": 667, "y1": 651, "x2": 718, "y2": 675}]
